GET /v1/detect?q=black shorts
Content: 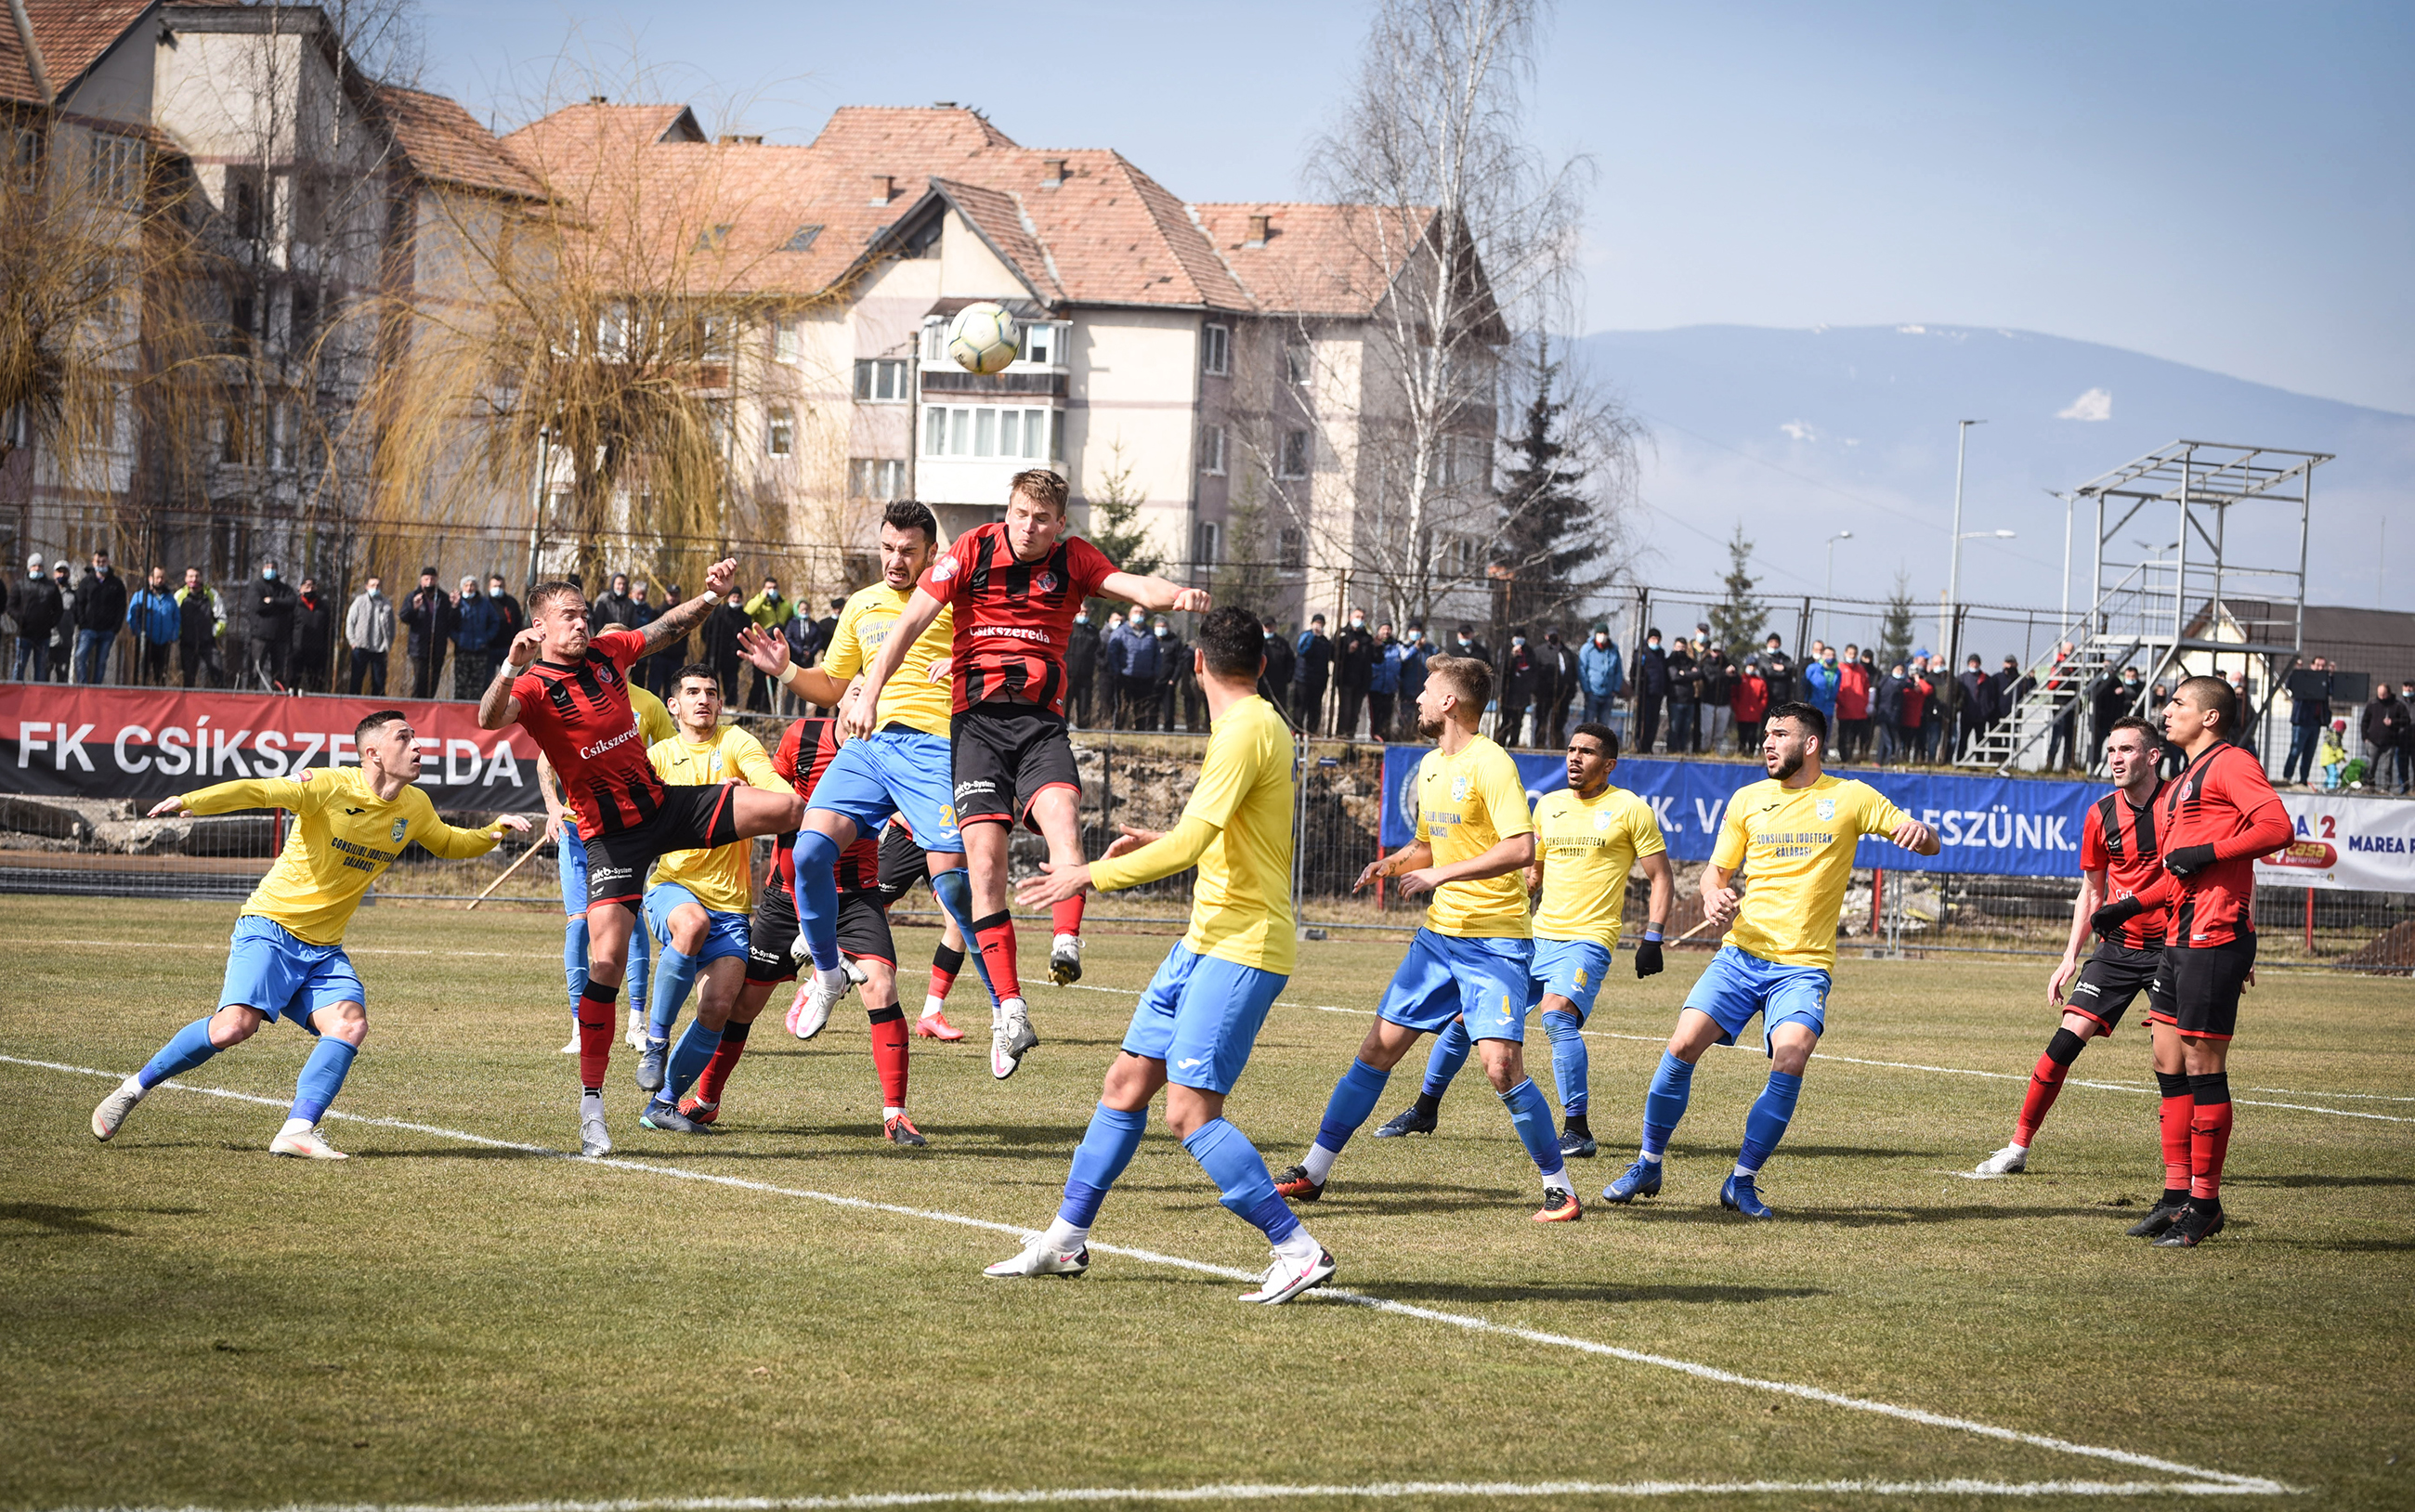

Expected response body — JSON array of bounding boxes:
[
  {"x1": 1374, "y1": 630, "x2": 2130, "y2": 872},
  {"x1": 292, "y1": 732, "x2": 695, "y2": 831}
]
[
  {"x1": 2147, "y1": 933, "x2": 2255, "y2": 1041},
  {"x1": 875, "y1": 819, "x2": 926, "y2": 901},
  {"x1": 951, "y1": 702, "x2": 1079, "y2": 828},
  {"x1": 2065, "y1": 944, "x2": 2165, "y2": 1036},
  {"x1": 583, "y1": 782, "x2": 741, "y2": 909},
  {"x1": 743, "y1": 876, "x2": 895, "y2": 984}
]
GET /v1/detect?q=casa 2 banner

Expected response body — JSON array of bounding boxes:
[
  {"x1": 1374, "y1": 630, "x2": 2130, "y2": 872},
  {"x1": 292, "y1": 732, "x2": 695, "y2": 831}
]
[
  {"x1": 2254, "y1": 791, "x2": 2415, "y2": 893},
  {"x1": 0, "y1": 684, "x2": 544, "y2": 813}
]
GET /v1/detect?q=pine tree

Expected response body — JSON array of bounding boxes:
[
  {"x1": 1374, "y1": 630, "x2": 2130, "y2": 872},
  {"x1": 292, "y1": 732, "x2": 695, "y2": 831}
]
[
  {"x1": 1211, "y1": 476, "x2": 1281, "y2": 624},
  {"x1": 1081, "y1": 437, "x2": 1162, "y2": 617},
  {"x1": 1878, "y1": 569, "x2": 1918, "y2": 670},
  {"x1": 1494, "y1": 363, "x2": 1599, "y2": 633},
  {"x1": 1704, "y1": 523, "x2": 1768, "y2": 656}
]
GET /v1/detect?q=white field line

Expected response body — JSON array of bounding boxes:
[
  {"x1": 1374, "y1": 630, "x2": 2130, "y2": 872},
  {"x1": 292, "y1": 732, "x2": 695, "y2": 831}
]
[
  {"x1": 59, "y1": 1474, "x2": 2295, "y2": 1511},
  {"x1": 8, "y1": 1053, "x2": 2289, "y2": 1498},
  {"x1": 47, "y1": 937, "x2": 2408, "y2": 1116}
]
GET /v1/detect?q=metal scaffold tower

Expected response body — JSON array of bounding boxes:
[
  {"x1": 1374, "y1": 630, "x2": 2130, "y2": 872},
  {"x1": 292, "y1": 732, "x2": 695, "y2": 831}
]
[{"x1": 1961, "y1": 439, "x2": 2330, "y2": 774}]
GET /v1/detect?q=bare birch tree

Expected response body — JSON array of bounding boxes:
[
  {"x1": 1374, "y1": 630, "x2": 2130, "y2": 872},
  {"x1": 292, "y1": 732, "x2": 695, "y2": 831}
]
[{"x1": 1299, "y1": 0, "x2": 1600, "y2": 630}]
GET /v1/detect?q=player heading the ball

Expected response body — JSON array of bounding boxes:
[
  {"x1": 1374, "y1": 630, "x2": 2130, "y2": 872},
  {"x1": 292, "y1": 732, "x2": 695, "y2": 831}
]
[{"x1": 846, "y1": 468, "x2": 1208, "y2": 1081}]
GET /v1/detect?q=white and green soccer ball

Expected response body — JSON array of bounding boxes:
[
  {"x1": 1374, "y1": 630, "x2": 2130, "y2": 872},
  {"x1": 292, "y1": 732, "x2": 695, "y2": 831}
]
[{"x1": 946, "y1": 301, "x2": 1021, "y2": 375}]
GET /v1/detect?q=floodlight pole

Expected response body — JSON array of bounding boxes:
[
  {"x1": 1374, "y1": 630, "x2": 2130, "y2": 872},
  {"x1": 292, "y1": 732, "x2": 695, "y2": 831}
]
[
  {"x1": 1944, "y1": 419, "x2": 1984, "y2": 681},
  {"x1": 1824, "y1": 530, "x2": 1851, "y2": 644}
]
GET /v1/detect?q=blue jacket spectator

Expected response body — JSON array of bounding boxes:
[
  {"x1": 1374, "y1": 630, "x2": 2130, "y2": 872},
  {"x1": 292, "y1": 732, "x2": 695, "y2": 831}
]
[
  {"x1": 1370, "y1": 641, "x2": 1402, "y2": 696},
  {"x1": 451, "y1": 582, "x2": 504, "y2": 655},
  {"x1": 126, "y1": 576, "x2": 179, "y2": 645},
  {"x1": 1802, "y1": 655, "x2": 1840, "y2": 721},
  {"x1": 1577, "y1": 626, "x2": 1623, "y2": 725}
]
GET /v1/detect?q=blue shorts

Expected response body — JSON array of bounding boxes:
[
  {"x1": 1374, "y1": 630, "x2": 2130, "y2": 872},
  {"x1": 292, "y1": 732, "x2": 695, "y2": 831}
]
[
  {"x1": 643, "y1": 882, "x2": 752, "y2": 966},
  {"x1": 1120, "y1": 944, "x2": 1288, "y2": 1095},
  {"x1": 1683, "y1": 945, "x2": 1831, "y2": 1055},
  {"x1": 805, "y1": 729, "x2": 963, "y2": 854},
  {"x1": 1531, "y1": 937, "x2": 1614, "y2": 1019},
  {"x1": 1378, "y1": 929, "x2": 1536, "y2": 1043},
  {"x1": 218, "y1": 916, "x2": 364, "y2": 1029},
  {"x1": 558, "y1": 831, "x2": 588, "y2": 916}
]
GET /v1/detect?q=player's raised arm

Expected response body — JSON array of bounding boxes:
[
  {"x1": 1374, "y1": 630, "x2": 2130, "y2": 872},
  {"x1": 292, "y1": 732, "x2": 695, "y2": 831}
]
[
  {"x1": 637, "y1": 558, "x2": 738, "y2": 658},
  {"x1": 741, "y1": 623, "x2": 848, "y2": 710},
  {"x1": 847, "y1": 583, "x2": 946, "y2": 740},
  {"x1": 1098, "y1": 569, "x2": 1209, "y2": 615},
  {"x1": 414, "y1": 809, "x2": 532, "y2": 859},
  {"x1": 480, "y1": 627, "x2": 545, "y2": 730},
  {"x1": 147, "y1": 774, "x2": 320, "y2": 818}
]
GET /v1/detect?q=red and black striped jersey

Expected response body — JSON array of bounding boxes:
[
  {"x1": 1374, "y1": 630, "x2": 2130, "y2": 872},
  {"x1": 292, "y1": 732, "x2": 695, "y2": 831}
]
[
  {"x1": 2143, "y1": 741, "x2": 2292, "y2": 948},
  {"x1": 510, "y1": 629, "x2": 661, "y2": 840},
  {"x1": 919, "y1": 522, "x2": 1116, "y2": 717},
  {"x1": 2079, "y1": 780, "x2": 2169, "y2": 950},
  {"x1": 772, "y1": 716, "x2": 881, "y2": 892}
]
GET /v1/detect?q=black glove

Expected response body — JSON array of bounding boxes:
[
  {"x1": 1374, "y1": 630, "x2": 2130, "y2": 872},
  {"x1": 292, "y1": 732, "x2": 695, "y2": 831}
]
[
  {"x1": 2091, "y1": 895, "x2": 2146, "y2": 937},
  {"x1": 1633, "y1": 935, "x2": 1664, "y2": 978},
  {"x1": 2163, "y1": 843, "x2": 2217, "y2": 878}
]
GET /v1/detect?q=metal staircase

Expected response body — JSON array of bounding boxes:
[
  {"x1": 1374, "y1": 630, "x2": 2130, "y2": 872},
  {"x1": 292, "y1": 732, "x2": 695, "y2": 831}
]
[{"x1": 1953, "y1": 440, "x2": 2329, "y2": 776}]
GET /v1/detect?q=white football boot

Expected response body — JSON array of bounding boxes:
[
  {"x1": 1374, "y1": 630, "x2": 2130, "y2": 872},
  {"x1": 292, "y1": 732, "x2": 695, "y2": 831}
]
[
  {"x1": 269, "y1": 1118, "x2": 348, "y2": 1160},
  {"x1": 1973, "y1": 1143, "x2": 2030, "y2": 1177},
  {"x1": 579, "y1": 1096, "x2": 612, "y2": 1157},
  {"x1": 1240, "y1": 1245, "x2": 1337, "y2": 1304},
  {"x1": 983, "y1": 1235, "x2": 1090, "y2": 1279},
  {"x1": 1049, "y1": 932, "x2": 1084, "y2": 985},
  {"x1": 91, "y1": 1075, "x2": 147, "y2": 1141},
  {"x1": 788, "y1": 966, "x2": 852, "y2": 1040},
  {"x1": 990, "y1": 997, "x2": 1038, "y2": 1079}
]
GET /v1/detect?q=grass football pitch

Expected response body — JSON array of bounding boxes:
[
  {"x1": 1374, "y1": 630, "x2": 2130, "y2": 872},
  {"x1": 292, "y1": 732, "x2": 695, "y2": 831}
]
[{"x1": 2, "y1": 895, "x2": 2410, "y2": 1511}]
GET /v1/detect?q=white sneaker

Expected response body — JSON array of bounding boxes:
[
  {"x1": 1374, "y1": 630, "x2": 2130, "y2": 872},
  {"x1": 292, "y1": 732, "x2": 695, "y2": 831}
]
[
  {"x1": 556, "y1": 1032, "x2": 580, "y2": 1054},
  {"x1": 580, "y1": 1096, "x2": 611, "y2": 1157},
  {"x1": 788, "y1": 966, "x2": 850, "y2": 1039},
  {"x1": 1974, "y1": 1143, "x2": 2030, "y2": 1177},
  {"x1": 269, "y1": 1118, "x2": 348, "y2": 1160},
  {"x1": 983, "y1": 1235, "x2": 1090, "y2": 1279},
  {"x1": 1049, "y1": 932, "x2": 1083, "y2": 985},
  {"x1": 624, "y1": 1013, "x2": 646, "y2": 1052},
  {"x1": 1240, "y1": 1245, "x2": 1337, "y2": 1304},
  {"x1": 990, "y1": 997, "x2": 1038, "y2": 1079},
  {"x1": 91, "y1": 1075, "x2": 147, "y2": 1141}
]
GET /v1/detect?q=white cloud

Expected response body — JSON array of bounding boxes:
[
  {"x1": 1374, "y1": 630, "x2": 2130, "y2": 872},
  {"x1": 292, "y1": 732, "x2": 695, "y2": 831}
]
[
  {"x1": 1780, "y1": 420, "x2": 1819, "y2": 442},
  {"x1": 1896, "y1": 323, "x2": 1926, "y2": 334},
  {"x1": 2058, "y1": 387, "x2": 2113, "y2": 422}
]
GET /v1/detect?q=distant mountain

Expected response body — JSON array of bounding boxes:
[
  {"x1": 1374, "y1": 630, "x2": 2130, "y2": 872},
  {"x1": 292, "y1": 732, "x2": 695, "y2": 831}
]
[{"x1": 1569, "y1": 324, "x2": 2412, "y2": 624}]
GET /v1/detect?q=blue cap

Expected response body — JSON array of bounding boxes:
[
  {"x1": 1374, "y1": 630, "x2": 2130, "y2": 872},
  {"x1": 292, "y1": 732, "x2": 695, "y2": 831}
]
[{"x1": 1913, "y1": 646, "x2": 1930, "y2": 658}]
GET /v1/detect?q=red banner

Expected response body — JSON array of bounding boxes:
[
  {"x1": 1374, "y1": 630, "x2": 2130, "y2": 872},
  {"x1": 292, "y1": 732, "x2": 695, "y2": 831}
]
[{"x1": 0, "y1": 684, "x2": 544, "y2": 811}]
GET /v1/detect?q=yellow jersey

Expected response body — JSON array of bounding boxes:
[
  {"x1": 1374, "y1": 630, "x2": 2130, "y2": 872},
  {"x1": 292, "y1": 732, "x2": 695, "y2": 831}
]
[
  {"x1": 1530, "y1": 782, "x2": 1666, "y2": 949},
  {"x1": 1413, "y1": 735, "x2": 1535, "y2": 939},
  {"x1": 1090, "y1": 695, "x2": 1295, "y2": 973},
  {"x1": 645, "y1": 724, "x2": 780, "y2": 914},
  {"x1": 823, "y1": 582, "x2": 957, "y2": 738},
  {"x1": 560, "y1": 683, "x2": 673, "y2": 835},
  {"x1": 1712, "y1": 774, "x2": 1908, "y2": 970},
  {"x1": 182, "y1": 768, "x2": 505, "y2": 945}
]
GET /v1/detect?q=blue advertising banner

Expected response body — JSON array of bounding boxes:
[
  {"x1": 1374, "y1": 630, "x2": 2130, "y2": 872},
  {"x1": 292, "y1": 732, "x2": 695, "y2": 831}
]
[{"x1": 1377, "y1": 748, "x2": 2096, "y2": 878}]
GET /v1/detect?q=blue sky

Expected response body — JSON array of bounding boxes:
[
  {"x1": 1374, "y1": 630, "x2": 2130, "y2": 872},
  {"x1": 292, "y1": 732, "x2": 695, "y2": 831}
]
[{"x1": 417, "y1": 1, "x2": 2414, "y2": 415}]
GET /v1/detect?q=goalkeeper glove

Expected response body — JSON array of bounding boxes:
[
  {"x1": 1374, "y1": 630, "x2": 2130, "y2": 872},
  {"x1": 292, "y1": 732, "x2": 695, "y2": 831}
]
[
  {"x1": 2162, "y1": 843, "x2": 2217, "y2": 878},
  {"x1": 1634, "y1": 931, "x2": 1664, "y2": 978}
]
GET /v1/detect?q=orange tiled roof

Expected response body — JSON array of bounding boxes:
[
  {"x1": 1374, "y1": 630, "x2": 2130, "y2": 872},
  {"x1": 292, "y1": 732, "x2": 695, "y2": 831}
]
[
  {"x1": 1193, "y1": 202, "x2": 1435, "y2": 318},
  {"x1": 375, "y1": 85, "x2": 545, "y2": 200},
  {"x1": 0, "y1": 0, "x2": 155, "y2": 108}
]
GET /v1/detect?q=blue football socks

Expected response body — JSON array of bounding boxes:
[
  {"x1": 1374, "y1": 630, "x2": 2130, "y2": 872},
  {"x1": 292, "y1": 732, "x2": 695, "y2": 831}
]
[
  {"x1": 928, "y1": 866, "x2": 998, "y2": 1004},
  {"x1": 1500, "y1": 1076, "x2": 1567, "y2": 1177},
  {"x1": 626, "y1": 915, "x2": 652, "y2": 1017},
  {"x1": 1421, "y1": 1017, "x2": 1472, "y2": 1098},
  {"x1": 1738, "y1": 1069, "x2": 1803, "y2": 1175},
  {"x1": 1541, "y1": 1009, "x2": 1589, "y2": 1115},
  {"x1": 664, "y1": 1018, "x2": 723, "y2": 1102},
  {"x1": 648, "y1": 944, "x2": 698, "y2": 1040},
  {"x1": 1315, "y1": 1058, "x2": 1391, "y2": 1156},
  {"x1": 563, "y1": 916, "x2": 588, "y2": 1013},
  {"x1": 1058, "y1": 1103, "x2": 1148, "y2": 1228},
  {"x1": 793, "y1": 830, "x2": 843, "y2": 973},
  {"x1": 288, "y1": 1036, "x2": 358, "y2": 1125},
  {"x1": 1182, "y1": 1117, "x2": 1301, "y2": 1245},
  {"x1": 138, "y1": 1016, "x2": 221, "y2": 1089},
  {"x1": 1641, "y1": 1049, "x2": 1696, "y2": 1160}
]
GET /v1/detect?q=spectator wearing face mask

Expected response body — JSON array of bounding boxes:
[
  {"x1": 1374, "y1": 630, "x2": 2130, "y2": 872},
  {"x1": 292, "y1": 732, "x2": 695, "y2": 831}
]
[
  {"x1": 1368, "y1": 620, "x2": 1402, "y2": 741},
  {"x1": 1449, "y1": 621, "x2": 1492, "y2": 666},
  {"x1": 1151, "y1": 614, "x2": 1191, "y2": 731},
  {"x1": 126, "y1": 566, "x2": 179, "y2": 685},
  {"x1": 1694, "y1": 639, "x2": 1732, "y2": 755},
  {"x1": 399, "y1": 567, "x2": 454, "y2": 699},
  {"x1": 1540, "y1": 630, "x2": 1579, "y2": 748},
  {"x1": 1065, "y1": 604, "x2": 1102, "y2": 727},
  {"x1": 2361, "y1": 681, "x2": 2408, "y2": 794},
  {"x1": 1498, "y1": 627, "x2": 1542, "y2": 747},
  {"x1": 1577, "y1": 626, "x2": 1622, "y2": 728},
  {"x1": 1632, "y1": 627, "x2": 1668, "y2": 753},
  {"x1": 11, "y1": 552, "x2": 62, "y2": 682},
  {"x1": 1333, "y1": 607, "x2": 1376, "y2": 738},
  {"x1": 1663, "y1": 634, "x2": 1698, "y2": 754},
  {"x1": 1293, "y1": 612, "x2": 1333, "y2": 731},
  {"x1": 1393, "y1": 624, "x2": 1429, "y2": 738},
  {"x1": 1258, "y1": 616, "x2": 1296, "y2": 719},
  {"x1": 345, "y1": 575, "x2": 394, "y2": 695},
  {"x1": 450, "y1": 575, "x2": 503, "y2": 699},
  {"x1": 244, "y1": 557, "x2": 298, "y2": 688},
  {"x1": 73, "y1": 548, "x2": 127, "y2": 684},
  {"x1": 1834, "y1": 644, "x2": 1872, "y2": 762},
  {"x1": 1109, "y1": 605, "x2": 1161, "y2": 729},
  {"x1": 175, "y1": 567, "x2": 226, "y2": 687},
  {"x1": 1755, "y1": 633, "x2": 1795, "y2": 705},
  {"x1": 2282, "y1": 656, "x2": 2331, "y2": 787},
  {"x1": 289, "y1": 576, "x2": 334, "y2": 692}
]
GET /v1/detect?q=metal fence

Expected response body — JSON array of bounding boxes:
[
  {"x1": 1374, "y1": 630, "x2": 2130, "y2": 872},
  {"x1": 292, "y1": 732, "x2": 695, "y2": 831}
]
[{"x1": 4, "y1": 722, "x2": 2408, "y2": 975}]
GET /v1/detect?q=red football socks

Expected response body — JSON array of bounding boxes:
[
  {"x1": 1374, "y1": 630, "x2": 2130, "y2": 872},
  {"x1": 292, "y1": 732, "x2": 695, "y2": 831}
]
[
  {"x1": 576, "y1": 984, "x2": 617, "y2": 1093},
  {"x1": 868, "y1": 1006, "x2": 909, "y2": 1107},
  {"x1": 2155, "y1": 1071, "x2": 2193, "y2": 1196},
  {"x1": 2014, "y1": 1050, "x2": 2069, "y2": 1148},
  {"x1": 698, "y1": 1017, "x2": 751, "y2": 1103},
  {"x1": 972, "y1": 910, "x2": 1021, "y2": 1000},
  {"x1": 928, "y1": 943, "x2": 964, "y2": 1004},
  {"x1": 2188, "y1": 1073, "x2": 2233, "y2": 1202},
  {"x1": 1052, "y1": 893, "x2": 1086, "y2": 938}
]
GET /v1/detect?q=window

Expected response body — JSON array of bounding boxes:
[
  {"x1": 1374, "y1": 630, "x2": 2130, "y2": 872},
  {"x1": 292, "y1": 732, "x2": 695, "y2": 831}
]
[
  {"x1": 1440, "y1": 434, "x2": 1491, "y2": 489},
  {"x1": 228, "y1": 166, "x2": 264, "y2": 241},
  {"x1": 1277, "y1": 527, "x2": 1307, "y2": 572},
  {"x1": 767, "y1": 407, "x2": 795, "y2": 456},
  {"x1": 853, "y1": 358, "x2": 909, "y2": 402},
  {"x1": 1278, "y1": 428, "x2": 1311, "y2": 478},
  {"x1": 1286, "y1": 343, "x2": 1312, "y2": 385},
  {"x1": 210, "y1": 517, "x2": 252, "y2": 581},
  {"x1": 222, "y1": 287, "x2": 255, "y2": 354},
  {"x1": 1198, "y1": 423, "x2": 1226, "y2": 476},
  {"x1": 1193, "y1": 520, "x2": 1220, "y2": 567},
  {"x1": 289, "y1": 285, "x2": 318, "y2": 350},
  {"x1": 218, "y1": 394, "x2": 249, "y2": 463},
  {"x1": 921, "y1": 405, "x2": 1058, "y2": 461},
  {"x1": 695, "y1": 223, "x2": 731, "y2": 252},
  {"x1": 848, "y1": 459, "x2": 906, "y2": 501},
  {"x1": 1019, "y1": 322, "x2": 1058, "y2": 367},
  {"x1": 88, "y1": 135, "x2": 144, "y2": 208},
  {"x1": 1201, "y1": 323, "x2": 1229, "y2": 376},
  {"x1": 774, "y1": 316, "x2": 802, "y2": 364},
  {"x1": 920, "y1": 318, "x2": 948, "y2": 363},
  {"x1": 596, "y1": 303, "x2": 631, "y2": 360},
  {"x1": 9, "y1": 127, "x2": 38, "y2": 190},
  {"x1": 782, "y1": 223, "x2": 823, "y2": 253}
]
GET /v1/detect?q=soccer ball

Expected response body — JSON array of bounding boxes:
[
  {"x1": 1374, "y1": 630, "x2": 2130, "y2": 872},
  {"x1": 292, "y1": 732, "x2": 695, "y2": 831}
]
[{"x1": 946, "y1": 302, "x2": 1020, "y2": 375}]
